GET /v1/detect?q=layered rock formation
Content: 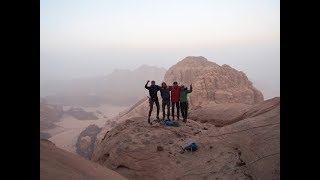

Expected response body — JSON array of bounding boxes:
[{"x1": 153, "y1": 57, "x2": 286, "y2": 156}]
[
  {"x1": 188, "y1": 103, "x2": 252, "y2": 126},
  {"x1": 164, "y1": 56, "x2": 264, "y2": 106},
  {"x1": 188, "y1": 98, "x2": 280, "y2": 126},
  {"x1": 91, "y1": 98, "x2": 280, "y2": 180},
  {"x1": 206, "y1": 97, "x2": 280, "y2": 180},
  {"x1": 76, "y1": 124, "x2": 102, "y2": 159}
]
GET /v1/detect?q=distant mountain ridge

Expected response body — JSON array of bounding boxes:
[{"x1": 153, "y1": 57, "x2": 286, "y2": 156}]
[{"x1": 41, "y1": 65, "x2": 166, "y2": 106}]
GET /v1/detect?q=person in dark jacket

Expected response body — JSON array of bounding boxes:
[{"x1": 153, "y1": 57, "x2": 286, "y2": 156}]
[
  {"x1": 180, "y1": 84, "x2": 192, "y2": 122},
  {"x1": 145, "y1": 80, "x2": 161, "y2": 124},
  {"x1": 170, "y1": 82, "x2": 181, "y2": 121},
  {"x1": 160, "y1": 82, "x2": 170, "y2": 120}
]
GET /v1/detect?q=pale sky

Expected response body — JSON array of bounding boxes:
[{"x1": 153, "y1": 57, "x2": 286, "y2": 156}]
[{"x1": 40, "y1": 0, "x2": 280, "y2": 98}]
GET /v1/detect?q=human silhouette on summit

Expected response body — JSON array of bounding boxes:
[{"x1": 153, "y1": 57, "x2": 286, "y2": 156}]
[{"x1": 145, "y1": 80, "x2": 161, "y2": 124}]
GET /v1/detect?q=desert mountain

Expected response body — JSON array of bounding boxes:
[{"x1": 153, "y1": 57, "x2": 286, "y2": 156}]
[
  {"x1": 164, "y1": 56, "x2": 263, "y2": 106},
  {"x1": 91, "y1": 97, "x2": 280, "y2": 180},
  {"x1": 94, "y1": 57, "x2": 267, "y2": 142},
  {"x1": 89, "y1": 57, "x2": 278, "y2": 179},
  {"x1": 41, "y1": 65, "x2": 166, "y2": 107},
  {"x1": 40, "y1": 139, "x2": 127, "y2": 180},
  {"x1": 94, "y1": 56, "x2": 265, "y2": 126}
]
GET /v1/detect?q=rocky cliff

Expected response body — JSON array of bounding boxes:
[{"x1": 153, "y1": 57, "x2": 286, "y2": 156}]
[{"x1": 164, "y1": 56, "x2": 263, "y2": 106}]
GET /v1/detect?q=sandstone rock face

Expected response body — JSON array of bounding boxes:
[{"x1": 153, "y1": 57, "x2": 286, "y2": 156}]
[
  {"x1": 188, "y1": 103, "x2": 252, "y2": 126},
  {"x1": 76, "y1": 124, "x2": 102, "y2": 159},
  {"x1": 164, "y1": 56, "x2": 264, "y2": 106},
  {"x1": 95, "y1": 97, "x2": 150, "y2": 147},
  {"x1": 189, "y1": 97, "x2": 280, "y2": 127},
  {"x1": 206, "y1": 97, "x2": 280, "y2": 180},
  {"x1": 91, "y1": 98, "x2": 280, "y2": 180},
  {"x1": 40, "y1": 139, "x2": 127, "y2": 180},
  {"x1": 241, "y1": 97, "x2": 280, "y2": 119}
]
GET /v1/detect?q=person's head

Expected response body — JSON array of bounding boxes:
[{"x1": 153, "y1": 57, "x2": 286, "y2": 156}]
[
  {"x1": 173, "y1": 81, "x2": 178, "y2": 87},
  {"x1": 180, "y1": 84, "x2": 185, "y2": 89},
  {"x1": 151, "y1": 80, "x2": 155, "y2": 85},
  {"x1": 162, "y1": 82, "x2": 167, "y2": 88}
]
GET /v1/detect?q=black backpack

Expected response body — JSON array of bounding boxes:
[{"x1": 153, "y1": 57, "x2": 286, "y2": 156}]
[{"x1": 182, "y1": 142, "x2": 198, "y2": 152}]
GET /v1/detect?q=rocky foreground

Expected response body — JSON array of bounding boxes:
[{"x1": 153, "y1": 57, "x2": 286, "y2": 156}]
[
  {"x1": 91, "y1": 97, "x2": 280, "y2": 180},
  {"x1": 40, "y1": 139, "x2": 127, "y2": 180}
]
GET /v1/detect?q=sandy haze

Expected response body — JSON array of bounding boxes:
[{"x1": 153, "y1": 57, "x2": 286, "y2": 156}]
[{"x1": 44, "y1": 104, "x2": 128, "y2": 153}]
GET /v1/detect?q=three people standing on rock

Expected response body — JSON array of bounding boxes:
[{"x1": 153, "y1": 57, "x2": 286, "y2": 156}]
[{"x1": 145, "y1": 80, "x2": 192, "y2": 124}]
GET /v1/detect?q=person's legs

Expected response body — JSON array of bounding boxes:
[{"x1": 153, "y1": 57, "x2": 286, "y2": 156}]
[
  {"x1": 176, "y1": 101, "x2": 180, "y2": 120},
  {"x1": 185, "y1": 102, "x2": 188, "y2": 121},
  {"x1": 180, "y1": 102, "x2": 185, "y2": 119},
  {"x1": 148, "y1": 98, "x2": 154, "y2": 123},
  {"x1": 171, "y1": 102, "x2": 175, "y2": 120},
  {"x1": 162, "y1": 100, "x2": 166, "y2": 119},
  {"x1": 166, "y1": 101, "x2": 170, "y2": 119},
  {"x1": 155, "y1": 98, "x2": 160, "y2": 119}
]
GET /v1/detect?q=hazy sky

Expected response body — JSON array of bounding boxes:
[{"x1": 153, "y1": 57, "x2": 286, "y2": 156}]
[{"x1": 40, "y1": 0, "x2": 279, "y2": 98}]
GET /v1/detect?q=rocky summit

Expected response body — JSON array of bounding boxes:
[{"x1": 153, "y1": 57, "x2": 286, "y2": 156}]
[{"x1": 91, "y1": 97, "x2": 279, "y2": 180}]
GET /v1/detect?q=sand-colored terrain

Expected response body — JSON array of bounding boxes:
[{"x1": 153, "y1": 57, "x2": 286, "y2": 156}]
[
  {"x1": 40, "y1": 139, "x2": 127, "y2": 180},
  {"x1": 92, "y1": 98, "x2": 280, "y2": 180},
  {"x1": 44, "y1": 104, "x2": 129, "y2": 153}
]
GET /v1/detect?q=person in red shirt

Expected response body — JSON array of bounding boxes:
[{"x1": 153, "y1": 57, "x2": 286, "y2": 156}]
[{"x1": 170, "y1": 82, "x2": 181, "y2": 121}]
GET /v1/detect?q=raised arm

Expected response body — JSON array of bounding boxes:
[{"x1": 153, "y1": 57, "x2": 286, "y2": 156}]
[{"x1": 145, "y1": 80, "x2": 150, "y2": 89}]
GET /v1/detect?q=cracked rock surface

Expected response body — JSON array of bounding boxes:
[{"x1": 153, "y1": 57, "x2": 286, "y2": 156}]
[{"x1": 91, "y1": 98, "x2": 280, "y2": 180}]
